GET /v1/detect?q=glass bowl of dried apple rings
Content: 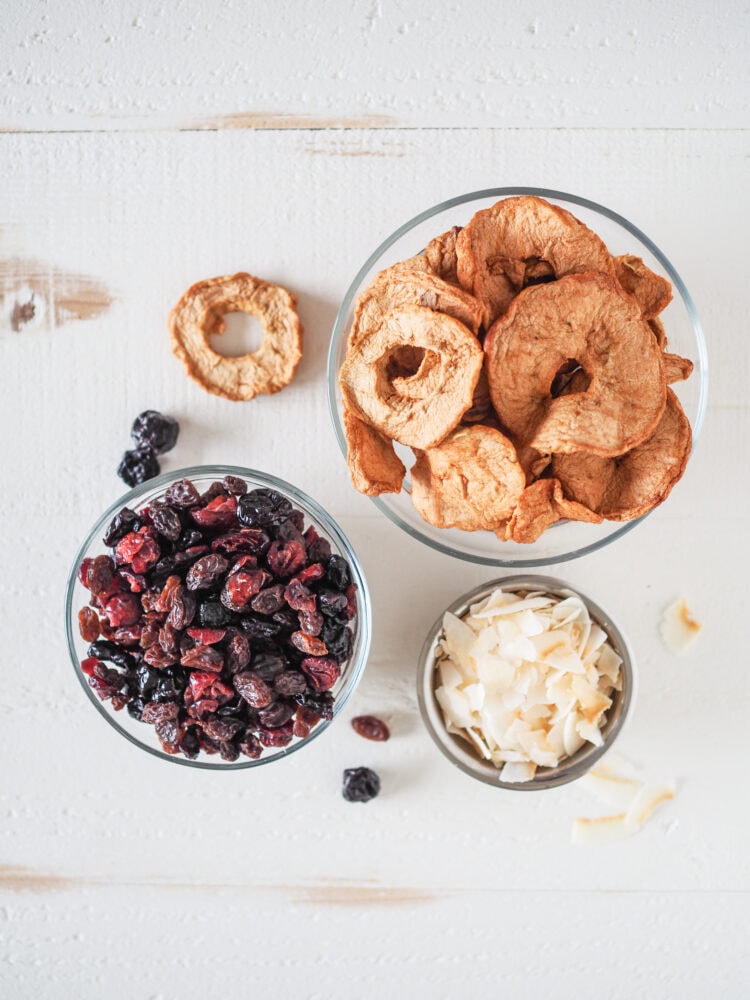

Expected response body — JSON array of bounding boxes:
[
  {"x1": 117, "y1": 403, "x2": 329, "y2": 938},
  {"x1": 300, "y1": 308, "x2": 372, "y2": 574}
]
[
  {"x1": 417, "y1": 575, "x2": 635, "y2": 789},
  {"x1": 65, "y1": 466, "x2": 371, "y2": 768},
  {"x1": 328, "y1": 188, "x2": 708, "y2": 566}
]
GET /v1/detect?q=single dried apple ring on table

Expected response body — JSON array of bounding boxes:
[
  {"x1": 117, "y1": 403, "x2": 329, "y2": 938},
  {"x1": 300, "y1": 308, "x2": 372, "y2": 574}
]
[
  {"x1": 410, "y1": 425, "x2": 526, "y2": 531},
  {"x1": 455, "y1": 195, "x2": 615, "y2": 327},
  {"x1": 550, "y1": 388, "x2": 692, "y2": 522},
  {"x1": 484, "y1": 271, "x2": 667, "y2": 457},
  {"x1": 339, "y1": 303, "x2": 483, "y2": 451},
  {"x1": 169, "y1": 272, "x2": 302, "y2": 401}
]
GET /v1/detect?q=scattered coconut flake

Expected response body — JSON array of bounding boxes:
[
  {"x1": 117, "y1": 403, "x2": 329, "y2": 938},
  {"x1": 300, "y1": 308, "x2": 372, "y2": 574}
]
[
  {"x1": 433, "y1": 585, "x2": 622, "y2": 782},
  {"x1": 572, "y1": 759, "x2": 676, "y2": 844},
  {"x1": 660, "y1": 597, "x2": 702, "y2": 654}
]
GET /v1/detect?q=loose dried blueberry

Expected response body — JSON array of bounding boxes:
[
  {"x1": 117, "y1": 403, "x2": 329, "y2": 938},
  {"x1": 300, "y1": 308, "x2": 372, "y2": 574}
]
[
  {"x1": 117, "y1": 447, "x2": 160, "y2": 488},
  {"x1": 342, "y1": 766, "x2": 380, "y2": 803},
  {"x1": 131, "y1": 410, "x2": 180, "y2": 455}
]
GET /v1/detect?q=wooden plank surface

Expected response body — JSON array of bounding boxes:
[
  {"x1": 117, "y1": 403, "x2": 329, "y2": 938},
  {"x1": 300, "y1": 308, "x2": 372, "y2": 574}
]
[{"x1": 1, "y1": 6, "x2": 749, "y2": 998}]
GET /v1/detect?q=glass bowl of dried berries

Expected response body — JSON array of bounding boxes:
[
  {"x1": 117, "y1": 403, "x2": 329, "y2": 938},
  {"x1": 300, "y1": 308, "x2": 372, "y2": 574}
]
[{"x1": 65, "y1": 466, "x2": 371, "y2": 768}]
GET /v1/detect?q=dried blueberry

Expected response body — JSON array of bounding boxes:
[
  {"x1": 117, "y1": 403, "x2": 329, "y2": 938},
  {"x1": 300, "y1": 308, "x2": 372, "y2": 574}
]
[
  {"x1": 103, "y1": 507, "x2": 140, "y2": 547},
  {"x1": 326, "y1": 555, "x2": 351, "y2": 590},
  {"x1": 118, "y1": 447, "x2": 160, "y2": 488},
  {"x1": 342, "y1": 766, "x2": 380, "y2": 803},
  {"x1": 131, "y1": 410, "x2": 180, "y2": 455},
  {"x1": 237, "y1": 489, "x2": 293, "y2": 528}
]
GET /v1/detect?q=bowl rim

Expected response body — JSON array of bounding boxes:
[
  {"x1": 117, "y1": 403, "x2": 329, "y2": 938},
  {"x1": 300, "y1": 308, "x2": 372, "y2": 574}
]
[
  {"x1": 64, "y1": 464, "x2": 372, "y2": 770},
  {"x1": 416, "y1": 574, "x2": 636, "y2": 790},
  {"x1": 327, "y1": 185, "x2": 709, "y2": 568}
]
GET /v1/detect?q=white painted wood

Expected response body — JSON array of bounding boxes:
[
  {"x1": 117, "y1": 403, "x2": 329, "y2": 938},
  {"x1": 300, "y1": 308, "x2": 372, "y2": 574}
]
[
  {"x1": 0, "y1": 21, "x2": 748, "y2": 1000},
  {"x1": 2, "y1": 0, "x2": 748, "y2": 130}
]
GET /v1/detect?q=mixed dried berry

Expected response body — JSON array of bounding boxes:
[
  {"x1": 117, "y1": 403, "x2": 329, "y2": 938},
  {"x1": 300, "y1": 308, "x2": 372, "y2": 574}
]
[
  {"x1": 342, "y1": 766, "x2": 380, "y2": 802},
  {"x1": 117, "y1": 410, "x2": 180, "y2": 487},
  {"x1": 76, "y1": 476, "x2": 358, "y2": 762},
  {"x1": 351, "y1": 715, "x2": 390, "y2": 742}
]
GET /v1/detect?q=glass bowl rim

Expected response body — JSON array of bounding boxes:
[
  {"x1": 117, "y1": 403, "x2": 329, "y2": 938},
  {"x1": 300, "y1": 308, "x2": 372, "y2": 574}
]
[
  {"x1": 327, "y1": 185, "x2": 709, "y2": 567},
  {"x1": 416, "y1": 573, "x2": 636, "y2": 790},
  {"x1": 64, "y1": 463, "x2": 372, "y2": 770}
]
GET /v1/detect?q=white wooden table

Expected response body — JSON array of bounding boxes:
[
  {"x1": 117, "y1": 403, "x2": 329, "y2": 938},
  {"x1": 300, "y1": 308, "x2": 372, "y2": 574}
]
[{"x1": 2, "y1": 3, "x2": 748, "y2": 997}]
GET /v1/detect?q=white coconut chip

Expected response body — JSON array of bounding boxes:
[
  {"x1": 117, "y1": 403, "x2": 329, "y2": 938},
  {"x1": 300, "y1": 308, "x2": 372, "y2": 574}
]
[
  {"x1": 660, "y1": 597, "x2": 702, "y2": 654},
  {"x1": 572, "y1": 761, "x2": 676, "y2": 845}
]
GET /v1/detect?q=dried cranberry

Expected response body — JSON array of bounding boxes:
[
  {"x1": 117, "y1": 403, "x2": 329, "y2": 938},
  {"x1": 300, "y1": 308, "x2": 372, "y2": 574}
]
[
  {"x1": 239, "y1": 733, "x2": 263, "y2": 759},
  {"x1": 103, "y1": 592, "x2": 140, "y2": 628},
  {"x1": 186, "y1": 627, "x2": 226, "y2": 645},
  {"x1": 113, "y1": 624, "x2": 142, "y2": 646},
  {"x1": 266, "y1": 539, "x2": 306, "y2": 579},
  {"x1": 211, "y1": 528, "x2": 269, "y2": 556},
  {"x1": 225, "y1": 632, "x2": 251, "y2": 673},
  {"x1": 258, "y1": 701, "x2": 294, "y2": 728},
  {"x1": 116, "y1": 568, "x2": 147, "y2": 593},
  {"x1": 190, "y1": 495, "x2": 238, "y2": 530},
  {"x1": 249, "y1": 584, "x2": 285, "y2": 616},
  {"x1": 284, "y1": 579, "x2": 316, "y2": 613},
  {"x1": 143, "y1": 644, "x2": 178, "y2": 668},
  {"x1": 298, "y1": 608, "x2": 324, "y2": 636},
  {"x1": 115, "y1": 528, "x2": 161, "y2": 574},
  {"x1": 342, "y1": 767, "x2": 380, "y2": 803},
  {"x1": 142, "y1": 701, "x2": 180, "y2": 724},
  {"x1": 300, "y1": 656, "x2": 340, "y2": 691},
  {"x1": 351, "y1": 715, "x2": 390, "y2": 742},
  {"x1": 221, "y1": 569, "x2": 271, "y2": 611},
  {"x1": 273, "y1": 671, "x2": 308, "y2": 697},
  {"x1": 117, "y1": 447, "x2": 160, "y2": 487},
  {"x1": 181, "y1": 644, "x2": 223, "y2": 673},
  {"x1": 290, "y1": 632, "x2": 328, "y2": 657},
  {"x1": 202, "y1": 715, "x2": 244, "y2": 742},
  {"x1": 165, "y1": 586, "x2": 196, "y2": 629},
  {"x1": 130, "y1": 410, "x2": 179, "y2": 455},
  {"x1": 257, "y1": 720, "x2": 294, "y2": 747}
]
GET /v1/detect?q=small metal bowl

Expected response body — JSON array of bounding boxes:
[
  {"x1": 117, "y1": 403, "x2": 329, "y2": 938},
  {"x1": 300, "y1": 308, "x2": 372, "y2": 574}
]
[{"x1": 417, "y1": 574, "x2": 635, "y2": 790}]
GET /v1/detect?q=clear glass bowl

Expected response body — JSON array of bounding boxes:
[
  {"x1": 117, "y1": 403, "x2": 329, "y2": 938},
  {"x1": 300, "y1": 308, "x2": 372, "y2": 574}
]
[
  {"x1": 64, "y1": 465, "x2": 371, "y2": 769},
  {"x1": 417, "y1": 575, "x2": 635, "y2": 790},
  {"x1": 327, "y1": 187, "x2": 708, "y2": 566}
]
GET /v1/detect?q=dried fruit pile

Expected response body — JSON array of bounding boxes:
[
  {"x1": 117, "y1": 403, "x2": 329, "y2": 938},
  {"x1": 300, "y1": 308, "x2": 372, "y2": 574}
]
[
  {"x1": 339, "y1": 195, "x2": 695, "y2": 543},
  {"x1": 76, "y1": 474, "x2": 358, "y2": 761}
]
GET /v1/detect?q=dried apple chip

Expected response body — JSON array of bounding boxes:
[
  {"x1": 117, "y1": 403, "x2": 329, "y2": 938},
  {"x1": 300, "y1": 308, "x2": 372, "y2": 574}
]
[
  {"x1": 551, "y1": 388, "x2": 692, "y2": 521},
  {"x1": 484, "y1": 271, "x2": 667, "y2": 457},
  {"x1": 339, "y1": 304, "x2": 483, "y2": 451},
  {"x1": 613, "y1": 253, "x2": 673, "y2": 319},
  {"x1": 455, "y1": 195, "x2": 615, "y2": 327},
  {"x1": 411, "y1": 425, "x2": 526, "y2": 531},
  {"x1": 342, "y1": 404, "x2": 406, "y2": 496}
]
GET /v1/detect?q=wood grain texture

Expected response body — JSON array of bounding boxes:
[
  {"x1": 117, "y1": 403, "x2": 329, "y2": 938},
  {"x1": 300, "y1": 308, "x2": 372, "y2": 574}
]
[{"x1": 2, "y1": 0, "x2": 748, "y2": 130}]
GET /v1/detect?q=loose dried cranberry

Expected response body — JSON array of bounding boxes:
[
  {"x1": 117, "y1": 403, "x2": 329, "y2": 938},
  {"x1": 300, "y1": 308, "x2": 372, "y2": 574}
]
[
  {"x1": 181, "y1": 644, "x2": 223, "y2": 673},
  {"x1": 190, "y1": 495, "x2": 238, "y2": 530},
  {"x1": 266, "y1": 539, "x2": 306, "y2": 579},
  {"x1": 78, "y1": 606, "x2": 101, "y2": 642},
  {"x1": 143, "y1": 644, "x2": 178, "y2": 668},
  {"x1": 342, "y1": 767, "x2": 380, "y2": 803},
  {"x1": 158, "y1": 623, "x2": 180, "y2": 659},
  {"x1": 115, "y1": 528, "x2": 161, "y2": 574},
  {"x1": 291, "y1": 632, "x2": 328, "y2": 657},
  {"x1": 233, "y1": 671, "x2": 273, "y2": 708},
  {"x1": 116, "y1": 568, "x2": 147, "y2": 593},
  {"x1": 300, "y1": 656, "x2": 340, "y2": 691},
  {"x1": 186, "y1": 553, "x2": 230, "y2": 591},
  {"x1": 113, "y1": 624, "x2": 142, "y2": 646},
  {"x1": 186, "y1": 627, "x2": 226, "y2": 645},
  {"x1": 202, "y1": 715, "x2": 244, "y2": 742},
  {"x1": 130, "y1": 410, "x2": 179, "y2": 455},
  {"x1": 103, "y1": 592, "x2": 140, "y2": 628},
  {"x1": 155, "y1": 717, "x2": 183, "y2": 752},
  {"x1": 239, "y1": 734, "x2": 263, "y2": 759},
  {"x1": 298, "y1": 608, "x2": 324, "y2": 636},
  {"x1": 351, "y1": 715, "x2": 390, "y2": 742},
  {"x1": 284, "y1": 579, "x2": 316, "y2": 613},
  {"x1": 225, "y1": 632, "x2": 251, "y2": 673},
  {"x1": 80, "y1": 656, "x2": 100, "y2": 677},
  {"x1": 142, "y1": 701, "x2": 180, "y2": 724},
  {"x1": 221, "y1": 569, "x2": 271, "y2": 611},
  {"x1": 166, "y1": 586, "x2": 196, "y2": 629},
  {"x1": 250, "y1": 584, "x2": 285, "y2": 616},
  {"x1": 211, "y1": 528, "x2": 269, "y2": 556},
  {"x1": 118, "y1": 447, "x2": 160, "y2": 487},
  {"x1": 292, "y1": 563, "x2": 326, "y2": 586}
]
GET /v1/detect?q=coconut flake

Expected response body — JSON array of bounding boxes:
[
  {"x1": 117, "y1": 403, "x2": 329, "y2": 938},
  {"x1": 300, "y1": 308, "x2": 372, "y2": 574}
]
[{"x1": 660, "y1": 597, "x2": 701, "y2": 654}]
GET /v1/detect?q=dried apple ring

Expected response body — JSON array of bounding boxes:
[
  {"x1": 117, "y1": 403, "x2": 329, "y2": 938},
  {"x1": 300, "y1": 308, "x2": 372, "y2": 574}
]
[
  {"x1": 169, "y1": 272, "x2": 302, "y2": 401},
  {"x1": 339, "y1": 304, "x2": 483, "y2": 450},
  {"x1": 499, "y1": 478, "x2": 602, "y2": 544},
  {"x1": 410, "y1": 425, "x2": 526, "y2": 531},
  {"x1": 613, "y1": 254, "x2": 673, "y2": 319},
  {"x1": 484, "y1": 271, "x2": 667, "y2": 457},
  {"x1": 456, "y1": 195, "x2": 615, "y2": 327},
  {"x1": 550, "y1": 388, "x2": 692, "y2": 521}
]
